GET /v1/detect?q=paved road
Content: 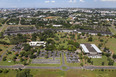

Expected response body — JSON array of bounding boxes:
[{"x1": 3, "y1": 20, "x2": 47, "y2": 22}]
[
  {"x1": 61, "y1": 52, "x2": 65, "y2": 66},
  {"x1": 0, "y1": 24, "x2": 6, "y2": 32},
  {"x1": 83, "y1": 66, "x2": 116, "y2": 69},
  {"x1": 111, "y1": 20, "x2": 116, "y2": 35},
  {"x1": 4, "y1": 28, "x2": 112, "y2": 36},
  {"x1": 1, "y1": 65, "x2": 116, "y2": 70},
  {"x1": 0, "y1": 65, "x2": 60, "y2": 69},
  {"x1": 0, "y1": 65, "x2": 24, "y2": 69},
  {"x1": 0, "y1": 18, "x2": 10, "y2": 32}
]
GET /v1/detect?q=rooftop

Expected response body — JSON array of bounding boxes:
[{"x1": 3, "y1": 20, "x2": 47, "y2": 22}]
[{"x1": 80, "y1": 43, "x2": 102, "y2": 54}]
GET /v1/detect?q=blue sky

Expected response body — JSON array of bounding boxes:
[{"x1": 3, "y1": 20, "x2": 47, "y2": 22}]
[{"x1": 0, "y1": 0, "x2": 116, "y2": 8}]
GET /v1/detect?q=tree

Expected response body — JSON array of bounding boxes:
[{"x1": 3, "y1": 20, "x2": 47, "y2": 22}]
[
  {"x1": 108, "y1": 60, "x2": 114, "y2": 66},
  {"x1": 0, "y1": 69, "x2": 3, "y2": 73},
  {"x1": 82, "y1": 32, "x2": 85, "y2": 36},
  {"x1": 0, "y1": 32, "x2": 4, "y2": 38},
  {"x1": 20, "y1": 58, "x2": 24, "y2": 62},
  {"x1": 100, "y1": 39, "x2": 104, "y2": 42},
  {"x1": 102, "y1": 62, "x2": 104, "y2": 66},
  {"x1": 0, "y1": 23, "x2": 2, "y2": 27},
  {"x1": 97, "y1": 33, "x2": 102, "y2": 36},
  {"x1": 80, "y1": 63, "x2": 83, "y2": 66},
  {"x1": 108, "y1": 58, "x2": 114, "y2": 66},
  {"x1": 30, "y1": 55, "x2": 36, "y2": 59},
  {"x1": 113, "y1": 54, "x2": 116, "y2": 59},
  {"x1": 105, "y1": 53, "x2": 111, "y2": 57},
  {"x1": 91, "y1": 61, "x2": 93, "y2": 65},
  {"x1": 88, "y1": 37, "x2": 93, "y2": 42},
  {"x1": 0, "y1": 49, "x2": 2, "y2": 51},
  {"x1": 87, "y1": 58, "x2": 91, "y2": 63},
  {"x1": 46, "y1": 44, "x2": 56, "y2": 51},
  {"x1": 68, "y1": 46, "x2": 76, "y2": 52},
  {"x1": 3, "y1": 69, "x2": 9, "y2": 73},
  {"x1": 2, "y1": 56, "x2": 7, "y2": 61},
  {"x1": 16, "y1": 69, "x2": 33, "y2": 77},
  {"x1": 23, "y1": 44, "x2": 31, "y2": 51},
  {"x1": 45, "y1": 54, "x2": 49, "y2": 59}
]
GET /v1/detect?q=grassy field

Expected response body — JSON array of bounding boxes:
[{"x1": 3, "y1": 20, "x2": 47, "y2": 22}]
[
  {"x1": 109, "y1": 27, "x2": 116, "y2": 34},
  {"x1": 91, "y1": 56, "x2": 109, "y2": 66},
  {"x1": 1, "y1": 24, "x2": 8, "y2": 32},
  {"x1": 0, "y1": 36, "x2": 10, "y2": 43},
  {"x1": 0, "y1": 45, "x2": 8, "y2": 55},
  {"x1": 1, "y1": 69, "x2": 116, "y2": 77},
  {"x1": 105, "y1": 38, "x2": 116, "y2": 54},
  {"x1": 0, "y1": 45, "x2": 16, "y2": 66}
]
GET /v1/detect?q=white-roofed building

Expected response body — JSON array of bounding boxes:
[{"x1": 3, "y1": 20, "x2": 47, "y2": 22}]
[
  {"x1": 80, "y1": 44, "x2": 89, "y2": 53},
  {"x1": 29, "y1": 41, "x2": 46, "y2": 47},
  {"x1": 91, "y1": 44, "x2": 102, "y2": 54},
  {"x1": 80, "y1": 43, "x2": 102, "y2": 58},
  {"x1": 53, "y1": 25, "x2": 62, "y2": 27}
]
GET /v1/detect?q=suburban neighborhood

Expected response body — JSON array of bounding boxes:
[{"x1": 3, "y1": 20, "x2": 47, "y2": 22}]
[{"x1": 0, "y1": 3, "x2": 116, "y2": 77}]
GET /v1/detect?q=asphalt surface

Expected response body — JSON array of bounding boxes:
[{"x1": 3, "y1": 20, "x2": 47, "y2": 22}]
[
  {"x1": 61, "y1": 52, "x2": 65, "y2": 66},
  {"x1": 1, "y1": 65, "x2": 116, "y2": 70}
]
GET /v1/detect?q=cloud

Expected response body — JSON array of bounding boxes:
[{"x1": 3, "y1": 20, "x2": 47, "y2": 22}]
[
  {"x1": 69, "y1": 0, "x2": 76, "y2": 3},
  {"x1": 100, "y1": 0, "x2": 116, "y2": 1},
  {"x1": 69, "y1": 0, "x2": 73, "y2": 2},
  {"x1": 80, "y1": 0, "x2": 85, "y2": 2},
  {"x1": 18, "y1": 0, "x2": 21, "y2": 2},
  {"x1": 45, "y1": 0, "x2": 55, "y2": 3},
  {"x1": 45, "y1": 1, "x2": 50, "y2": 3},
  {"x1": 74, "y1": 0, "x2": 76, "y2": 2},
  {"x1": 51, "y1": 0, "x2": 55, "y2": 3}
]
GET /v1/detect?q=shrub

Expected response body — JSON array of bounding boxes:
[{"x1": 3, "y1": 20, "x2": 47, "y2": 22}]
[{"x1": 3, "y1": 69, "x2": 9, "y2": 73}]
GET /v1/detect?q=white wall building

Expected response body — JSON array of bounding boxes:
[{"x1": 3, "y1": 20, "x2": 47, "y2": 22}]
[
  {"x1": 53, "y1": 25, "x2": 62, "y2": 27},
  {"x1": 80, "y1": 43, "x2": 102, "y2": 58},
  {"x1": 29, "y1": 41, "x2": 46, "y2": 47}
]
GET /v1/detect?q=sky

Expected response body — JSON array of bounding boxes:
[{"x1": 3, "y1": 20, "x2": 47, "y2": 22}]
[{"x1": 0, "y1": 0, "x2": 116, "y2": 8}]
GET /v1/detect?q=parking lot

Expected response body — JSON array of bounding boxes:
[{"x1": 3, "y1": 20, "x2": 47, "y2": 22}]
[
  {"x1": 32, "y1": 51, "x2": 61, "y2": 64},
  {"x1": 65, "y1": 51, "x2": 79, "y2": 63},
  {"x1": 32, "y1": 51, "x2": 79, "y2": 64}
]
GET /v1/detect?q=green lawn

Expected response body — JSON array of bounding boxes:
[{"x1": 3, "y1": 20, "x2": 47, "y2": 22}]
[
  {"x1": 0, "y1": 69, "x2": 16, "y2": 77},
  {"x1": 0, "y1": 45, "x2": 18, "y2": 66},
  {"x1": 0, "y1": 60, "x2": 15, "y2": 66},
  {"x1": 0, "y1": 45, "x2": 8, "y2": 55},
  {"x1": 0, "y1": 36, "x2": 10, "y2": 43},
  {"x1": 109, "y1": 27, "x2": 116, "y2": 34},
  {"x1": 105, "y1": 38, "x2": 116, "y2": 54},
  {"x1": 91, "y1": 56, "x2": 108, "y2": 66},
  {"x1": 62, "y1": 66, "x2": 67, "y2": 70},
  {"x1": 1, "y1": 69, "x2": 116, "y2": 77}
]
